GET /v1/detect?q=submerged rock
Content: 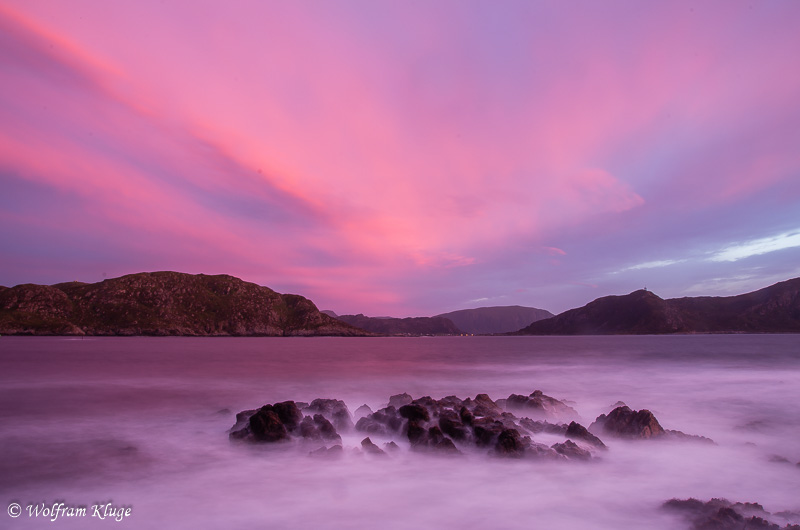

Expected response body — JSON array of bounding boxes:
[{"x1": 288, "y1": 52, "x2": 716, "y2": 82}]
[
  {"x1": 503, "y1": 390, "x2": 578, "y2": 419},
  {"x1": 590, "y1": 406, "x2": 713, "y2": 443},
  {"x1": 230, "y1": 399, "x2": 343, "y2": 445},
  {"x1": 566, "y1": 421, "x2": 607, "y2": 449},
  {"x1": 360, "y1": 437, "x2": 387, "y2": 456},
  {"x1": 231, "y1": 391, "x2": 712, "y2": 462},
  {"x1": 590, "y1": 406, "x2": 664, "y2": 439},
  {"x1": 663, "y1": 498, "x2": 800, "y2": 530},
  {"x1": 304, "y1": 398, "x2": 354, "y2": 432}
]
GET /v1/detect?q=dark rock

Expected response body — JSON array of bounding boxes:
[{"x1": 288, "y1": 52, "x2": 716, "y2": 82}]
[
  {"x1": 551, "y1": 440, "x2": 592, "y2": 460},
  {"x1": 438, "y1": 409, "x2": 469, "y2": 440},
  {"x1": 459, "y1": 406, "x2": 475, "y2": 426},
  {"x1": 472, "y1": 417, "x2": 505, "y2": 447},
  {"x1": 663, "y1": 498, "x2": 797, "y2": 530},
  {"x1": 249, "y1": 409, "x2": 289, "y2": 442},
  {"x1": 412, "y1": 396, "x2": 439, "y2": 416},
  {"x1": 356, "y1": 406, "x2": 403, "y2": 435},
  {"x1": 519, "y1": 417, "x2": 544, "y2": 434},
  {"x1": 591, "y1": 406, "x2": 665, "y2": 439},
  {"x1": 433, "y1": 437, "x2": 460, "y2": 454},
  {"x1": 361, "y1": 437, "x2": 387, "y2": 456},
  {"x1": 299, "y1": 416, "x2": 321, "y2": 440},
  {"x1": 399, "y1": 404, "x2": 430, "y2": 423},
  {"x1": 406, "y1": 420, "x2": 428, "y2": 445},
  {"x1": 384, "y1": 441, "x2": 400, "y2": 452},
  {"x1": 472, "y1": 393, "x2": 503, "y2": 417},
  {"x1": 503, "y1": 390, "x2": 578, "y2": 419},
  {"x1": 494, "y1": 429, "x2": 526, "y2": 458},
  {"x1": 305, "y1": 399, "x2": 354, "y2": 432},
  {"x1": 271, "y1": 401, "x2": 303, "y2": 431},
  {"x1": 313, "y1": 414, "x2": 341, "y2": 442},
  {"x1": 437, "y1": 395, "x2": 464, "y2": 410},
  {"x1": 388, "y1": 393, "x2": 413, "y2": 408},
  {"x1": 355, "y1": 416, "x2": 388, "y2": 436},
  {"x1": 566, "y1": 421, "x2": 606, "y2": 449}
]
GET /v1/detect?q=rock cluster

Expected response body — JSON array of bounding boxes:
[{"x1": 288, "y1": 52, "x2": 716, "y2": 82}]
[
  {"x1": 231, "y1": 390, "x2": 712, "y2": 461},
  {"x1": 664, "y1": 498, "x2": 800, "y2": 530},
  {"x1": 590, "y1": 405, "x2": 713, "y2": 443}
]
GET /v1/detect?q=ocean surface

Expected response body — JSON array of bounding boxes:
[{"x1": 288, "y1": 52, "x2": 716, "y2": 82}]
[{"x1": 1, "y1": 335, "x2": 798, "y2": 529}]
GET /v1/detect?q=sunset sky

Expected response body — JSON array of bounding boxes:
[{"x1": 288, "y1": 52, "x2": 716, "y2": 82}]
[{"x1": 1, "y1": 1, "x2": 799, "y2": 316}]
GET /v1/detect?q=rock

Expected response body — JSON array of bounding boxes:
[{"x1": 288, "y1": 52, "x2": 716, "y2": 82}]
[
  {"x1": 355, "y1": 416, "x2": 389, "y2": 436},
  {"x1": 384, "y1": 441, "x2": 400, "y2": 452},
  {"x1": 663, "y1": 498, "x2": 799, "y2": 530},
  {"x1": 249, "y1": 409, "x2": 289, "y2": 442},
  {"x1": 304, "y1": 399, "x2": 354, "y2": 432},
  {"x1": 271, "y1": 401, "x2": 303, "y2": 431},
  {"x1": 388, "y1": 393, "x2": 413, "y2": 408},
  {"x1": 494, "y1": 429, "x2": 527, "y2": 458},
  {"x1": 459, "y1": 406, "x2": 475, "y2": 426},
  {"x1": 406, "y1": 420, "x2": 428, "y2": 445},
  {"x1": 437, "y1": 395, "x2": 464, "y2": 410},
  {"x1": 566, "y1": 421, "x2": 606, "y2": 449},
  {"x1": 229, "y1": 401, "x2": 340, "y2": 444},
  {"x1": 399, "y1": 403, "x2": 430, "y2": 423},
  {"x1": 356, "y1": 406, "x2": 403, "y2": 436},
  {"x1": 361, "y1": 437, "x2": 387, "y2": 456},
  {"x1": 504, "y1": 390, "x2": 578, "y2": 419},
  {"x1": 299, "y1": 416, "x2": 321, "y2": 440},
  {"x1": 313, "y1": 414, "x2": 341, "y2": 442},
  {"x1": 472, "y1": 393, "x2": 503, "y2": 417},
  {"x1": 438, "y1": 409, "x2": 469, "y2": 441},
  {"x1": 472, "y1": 417, "x2": 505, "y2": 447},
  {"x1": 354, "y1": 404, "x2": 373, "y2": 419},
  {"x1": 590, "y1": 406, "x2": 665, "y2": 439},
  {"x1": 551, "y1": 440, "x2": 592, "y2": 460},
  {"x1": 308, "y1": 445, "x2": 343, "y2": 459},
  {"x1": 664, "y1": 429, "x2": 716, "y2": 444}
]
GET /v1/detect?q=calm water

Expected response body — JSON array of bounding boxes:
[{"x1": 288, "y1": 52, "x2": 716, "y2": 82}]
[{"x1": 1, "y1": 335, "x2": 799, "y2": 529}]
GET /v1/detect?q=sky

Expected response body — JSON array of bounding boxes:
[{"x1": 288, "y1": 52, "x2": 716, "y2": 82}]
[{"x1": 1, "y1": 1, "x2": 799, "y2": 317}]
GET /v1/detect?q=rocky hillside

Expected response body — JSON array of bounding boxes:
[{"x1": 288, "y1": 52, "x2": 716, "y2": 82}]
[
  {"x1": 333, "y1": 314, "x2": 462, "y2": 336},
  {"x1": 436, "y1": 305, "x2": 553, "y2": 334},
  {"x1": 516, "y1": 278, "x2": 800, "y2": 335},
  {"x1": 0, "y1": 272, "x2": 370, "y2": 336}
]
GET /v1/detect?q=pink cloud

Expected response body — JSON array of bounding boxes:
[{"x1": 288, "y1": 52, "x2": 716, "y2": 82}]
[{"x1": 1, "y1": 2, "x2": 799, "y2": 316}]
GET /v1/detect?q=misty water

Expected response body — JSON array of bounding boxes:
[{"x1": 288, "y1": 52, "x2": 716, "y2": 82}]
[{"x1": 1, "y1": 335, "x2": 798, "y2": 529}]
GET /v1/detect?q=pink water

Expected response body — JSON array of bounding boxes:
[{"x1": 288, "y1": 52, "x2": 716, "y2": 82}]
[{"x1": 1, "y1": 335, "x2": 798, "y2": 528}]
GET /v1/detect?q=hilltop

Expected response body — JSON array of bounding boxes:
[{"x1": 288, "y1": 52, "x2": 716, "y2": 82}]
[
  {"x1": 0, "y1": 272, "x2": 369, "y2": 336},
  {"x1": 516, "y1": 278, "x2": 800, "y2": 334}
]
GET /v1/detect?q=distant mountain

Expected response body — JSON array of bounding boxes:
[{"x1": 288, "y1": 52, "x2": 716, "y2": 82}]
[
  {"x1": 436, "y1": 305, "x2": 554, "y2": 335},
  {"x1": 0, "y1": 272, "x2": 369, "y2": 336},
  {"x1": 334, "y1": 314, "x2": 461, "y2": 336},
  {"x1": 516, "y1": 278, "x2": 800, "y2": 335}
]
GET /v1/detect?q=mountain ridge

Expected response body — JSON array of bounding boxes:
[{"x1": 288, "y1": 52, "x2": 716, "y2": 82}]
[
  {"x1": 0, "y1": 271, "x2": 369, "y2": 336},
  {"x1": 436, "y1": 305, "x2": 554, "y2": 335},
  {"x1": 516, "y1": 278, "x2": 800, "y2": 335}
]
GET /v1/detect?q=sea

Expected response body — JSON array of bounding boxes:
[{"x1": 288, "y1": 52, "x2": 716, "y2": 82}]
[{"x1": 1, "y1": 335, "x2": 798, "y2": 529}]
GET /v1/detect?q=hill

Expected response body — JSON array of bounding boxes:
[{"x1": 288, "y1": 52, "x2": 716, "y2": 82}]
[
  {"x1": 436, "y1": 305, "x2": 553, "y2": 334},
  {"x1": 0, "y1": 272, "x2": 369, "y2": 336},
  {"x1": 516, "y1": 278, "x2": 800, "y2": 335},
  {"x1": 333, "y1": 314, "x2": 461, "y2": 336}
]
